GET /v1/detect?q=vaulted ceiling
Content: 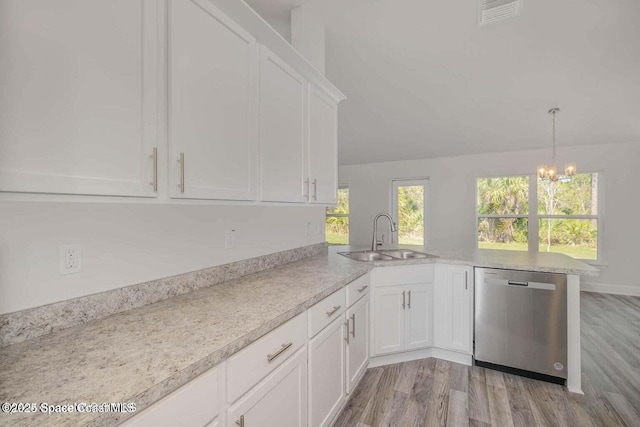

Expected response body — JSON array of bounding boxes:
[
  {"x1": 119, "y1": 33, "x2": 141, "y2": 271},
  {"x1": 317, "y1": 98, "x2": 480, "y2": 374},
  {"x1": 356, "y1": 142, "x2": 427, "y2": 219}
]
[{"x1": 246, "y1": 0, "x2": 640, "y2": 165}]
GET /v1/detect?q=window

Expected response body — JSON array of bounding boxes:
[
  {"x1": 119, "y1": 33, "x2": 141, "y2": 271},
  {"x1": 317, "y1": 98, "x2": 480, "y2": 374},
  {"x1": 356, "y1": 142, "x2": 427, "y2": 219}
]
[
  {"x1": 326, "y1": 187, "x2": 349, "y2": 245},
  {"x1": 477, "y1": 176, "x2": 529, "y2": 251},
  {"x1": 476, "y1": 173, "x2": 601, "y2": 261},
  {"x1": 537, "y1": 174, "x2": 599, "y2": 260},
  {"x1": 392, "y1": 179, "x2": 428, "y2": 246}
]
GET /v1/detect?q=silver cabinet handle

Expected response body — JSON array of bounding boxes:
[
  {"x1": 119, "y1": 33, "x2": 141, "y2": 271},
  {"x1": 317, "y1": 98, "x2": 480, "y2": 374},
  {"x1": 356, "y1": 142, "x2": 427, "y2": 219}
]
[
  {"x1": 344, "y1": 320, "x2": 350, "y2": 344},
  {"x1": 267, "y1": 342, "x2": 292, "y2": 362},
  {"x1": 304, "y1": 178, "x2": 310, "y2": 200},
  {"x1": 312, "y1": 179, "x2": 317, "y2": 200},
  {"x1": 177, "y1": 152, "x2": 185, "y2": 193},
  {"x1": 402, "y1": 291, "x2": 406, "y2": 309},
  {"x1": 149, "y1": 147, "x2": 158, "y2": 192},
  {"x1": 465, "y1": 271, "x2": 468, "y2": 290},
  {"x1": 326, "y1": 305, "x2": 341, "y2": 316},
  {"x1": 408, "y1": 290, "x2": 411, "y2": 309},
  {"x1": 357, "y1": 285, "x2": 368, "y2": 293},
  {"x1": 235, "y1": 415, "x2": 244, "y2": 426},
  {"x1": 351, "y1": 314, "x2": 356, "y2": 338}
]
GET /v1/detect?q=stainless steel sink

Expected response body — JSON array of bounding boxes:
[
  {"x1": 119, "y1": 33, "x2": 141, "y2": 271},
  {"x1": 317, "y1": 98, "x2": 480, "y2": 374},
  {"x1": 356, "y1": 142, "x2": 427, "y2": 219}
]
[
  {"x1": 339, "y1": 249, "x2": 438, "y2": 262},
  {"x1": 338, "y1": 251, "x2": 395, "y2": 261},
  {"x1": 377, "y1": 249, "x2": 433, "y2": 259}
]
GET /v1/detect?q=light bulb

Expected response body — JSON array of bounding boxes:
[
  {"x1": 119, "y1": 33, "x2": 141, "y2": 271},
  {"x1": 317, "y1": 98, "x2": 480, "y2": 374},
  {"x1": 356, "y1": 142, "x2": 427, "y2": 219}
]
[
  {"x1": 564, "y1": 163, "x2": 576, "y2": 176},
  {"x1": 537, "y1": 165, "x2": 547, "y2": 179}
]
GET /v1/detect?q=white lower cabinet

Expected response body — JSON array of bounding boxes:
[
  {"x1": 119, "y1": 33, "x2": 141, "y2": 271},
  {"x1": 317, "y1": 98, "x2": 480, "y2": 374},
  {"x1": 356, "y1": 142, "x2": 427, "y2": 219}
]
[
  {"x1": 434, "y1": 264, "x2": 474, "y2": 354},
  {"x1": 345, "y1": 295, "x2": 369, "y2": 393},
  {"x1": 227, "y1": 347, "x2": 307, "y2": 427},
  {"x1": 308, "y1": 316, "x2": 346, "y2": 427},
  {"x1": 371, "y1": 265, "x2": 434, "y2": 357},
  {"x1": 372, "y1": 286, "x2": 405, "y2": 355},
  {"x1": 405, "y1": 283, "x2": 434, "y2": 350},
  {"x1": 123, "y1": 364, "x2": 222, "y2": 427}
]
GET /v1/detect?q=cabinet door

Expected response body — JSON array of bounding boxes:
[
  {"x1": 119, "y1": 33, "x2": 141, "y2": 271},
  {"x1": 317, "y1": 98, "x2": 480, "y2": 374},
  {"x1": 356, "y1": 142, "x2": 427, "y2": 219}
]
[
  {"x1": 434, "y1": 265, "x2": 473, "y2": 353},
  {"x1": 307, "y1": 85, "x2": 338, "y2": 205},
  {"x1": 228, "y1": 347, "x2": 307, "y2": 427},
  {"x1": 346, "y1": 296, "x2": 369, "y2": 394},
  {"x1": 308, "y1": 316, "x2": 346, "y2": 427},
  {"x1": 372, "y1": 286, "x2": 405, "y2": 355},
  {"x1": 405, "y1": 283, "x2": 434, "y2": 351},
  {"x1": 259, "y1": 47, "x2": 307, "y2": 202},
  {"x1": 169, "y1": 0, "x2": 257, "y2": 200},
  {"x1": 0, "y1": 0, "x2": 159, "y2": 197}
]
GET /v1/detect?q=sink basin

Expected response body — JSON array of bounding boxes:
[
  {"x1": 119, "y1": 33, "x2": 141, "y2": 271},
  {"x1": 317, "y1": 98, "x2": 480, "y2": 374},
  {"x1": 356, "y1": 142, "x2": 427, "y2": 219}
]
[
  {"x1": 377, "y1": 249, "x2": 434, "y2": 259},
  {"x1": 338, "y1": 251, "x2": 395, "y2": 261},
  {"x1": 338, "y1": 249, "x2": 438, "y2": 262}
]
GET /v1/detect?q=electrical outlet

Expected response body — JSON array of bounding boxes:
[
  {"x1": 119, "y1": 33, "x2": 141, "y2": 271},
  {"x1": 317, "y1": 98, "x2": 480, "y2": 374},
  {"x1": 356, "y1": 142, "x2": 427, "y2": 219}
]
[
  {"x1": 59, "y1": 244, "x2": 82, "y2": 275},
  {"x1": 225, "y1": 229, "x2": 236, "y2": 249},
  {"x1": 305, "y1": 221, "x2": 312, "y2": 237}
]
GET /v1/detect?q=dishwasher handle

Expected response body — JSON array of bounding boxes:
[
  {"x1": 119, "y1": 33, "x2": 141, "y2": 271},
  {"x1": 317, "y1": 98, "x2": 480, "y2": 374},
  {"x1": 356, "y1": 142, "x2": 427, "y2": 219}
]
[{"x1": 507, "y1": 280, "x2": 529, "y2": 286}]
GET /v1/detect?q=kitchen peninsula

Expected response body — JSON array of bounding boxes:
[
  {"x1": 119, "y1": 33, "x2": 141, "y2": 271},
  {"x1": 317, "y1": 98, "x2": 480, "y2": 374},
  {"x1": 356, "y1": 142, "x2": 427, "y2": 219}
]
[{"x1": 0, "y1": 245, "x2": 597, "y2": 427}]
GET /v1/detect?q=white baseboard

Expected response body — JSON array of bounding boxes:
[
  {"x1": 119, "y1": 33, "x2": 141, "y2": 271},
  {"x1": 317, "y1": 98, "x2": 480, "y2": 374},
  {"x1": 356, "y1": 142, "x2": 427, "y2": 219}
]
[
  {"x1": 369, "y1": 347, "x2": 472, "y2": 368},
  {"x1": 581, "y1": 281, "x2": 640, "y2": 296}
]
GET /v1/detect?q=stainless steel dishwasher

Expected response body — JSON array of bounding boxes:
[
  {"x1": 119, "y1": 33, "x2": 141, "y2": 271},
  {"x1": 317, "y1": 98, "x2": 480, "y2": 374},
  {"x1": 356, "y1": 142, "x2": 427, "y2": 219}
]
[{"x1": 474, "y1": 267, "x2": 567, "y2": 383}]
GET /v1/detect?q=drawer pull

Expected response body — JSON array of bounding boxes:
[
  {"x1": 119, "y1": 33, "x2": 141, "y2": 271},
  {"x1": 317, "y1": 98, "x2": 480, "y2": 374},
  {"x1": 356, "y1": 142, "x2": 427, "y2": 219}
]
[
  {"x1": 357, "y1": 285, "x2": 368, "y2": 293},
  {"x1": 267, "y1": 342, "x2": 293, "y2": 362},
  {"x1": 149, "y1": 147, "x2": 158, "y2": 192},
  {"x1": 351, "y1": 314, "x2": 356, "y2": 338},
  {"x1": 326, "y1": 305, "x2": 341, "y2": 317},
  {"x1": 236, "y1": 415, "x2": 244, "y2": 426},
  {"x1": 344, "y1": 320, "x2": 350, "y2": 344},
  {"x1": 408, "y1": 290, "x2": 411, "y2": 309},
  {"x1": 177, "y1": 152, "x2": 185, "y2": 193}
]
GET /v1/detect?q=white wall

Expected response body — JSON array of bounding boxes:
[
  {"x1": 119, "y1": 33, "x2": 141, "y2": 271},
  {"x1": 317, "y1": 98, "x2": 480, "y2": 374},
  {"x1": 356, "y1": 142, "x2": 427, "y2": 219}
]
[
  {"x1": 0, "y1": 202, "x2": 326, "y2": 314},
  {"x1": 340, "y1": 142, "x2": 640, "y2": 289}
]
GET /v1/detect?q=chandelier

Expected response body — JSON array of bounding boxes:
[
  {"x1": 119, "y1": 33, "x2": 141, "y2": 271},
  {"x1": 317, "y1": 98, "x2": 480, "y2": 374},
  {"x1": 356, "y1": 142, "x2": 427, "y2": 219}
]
[{"x1": 537, "y1": 108, "x2": 576, "y2": 182}]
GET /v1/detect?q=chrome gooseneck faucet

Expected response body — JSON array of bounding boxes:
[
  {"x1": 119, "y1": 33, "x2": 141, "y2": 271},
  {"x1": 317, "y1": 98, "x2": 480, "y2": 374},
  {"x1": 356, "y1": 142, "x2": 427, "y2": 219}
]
[{"x1": 371, "y1": 213, "x2": 398, "y2": 251}]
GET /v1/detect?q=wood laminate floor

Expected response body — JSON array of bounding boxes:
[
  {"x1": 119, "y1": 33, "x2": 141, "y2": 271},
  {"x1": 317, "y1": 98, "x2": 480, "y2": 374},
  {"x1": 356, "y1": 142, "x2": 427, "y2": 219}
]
[{"x1": 333, "y1": 292, "x2": 640, "y2": 427}]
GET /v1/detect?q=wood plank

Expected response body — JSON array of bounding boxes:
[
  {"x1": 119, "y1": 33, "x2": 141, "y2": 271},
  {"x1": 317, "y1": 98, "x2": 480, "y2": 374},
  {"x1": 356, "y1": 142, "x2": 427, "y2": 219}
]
[
  {"x1": 446, "y1": 389, "x2": 469, "y2": 427},
  {"x1": 468, "y1": 367, "x2": 491, "y2": 424},
  {"x1": 379, "y1": 390, "x2": 410, "y2": 427},
  {"x1": 333, "y1": 367, "x2": 384, "y2": 427},
  {"x1": 604, "y1": 392, "x2": 640, "y2": 427},
  {"x1": 423, "y1": 359, "x2": 452, "y2": 427},
  {"x1": 486, "y1": 382, "x2": 514, "y2": 427},
  {"x1": 360, "y1": 363, "x2": 400, "y2": 426},
  {"x1": 395, "y1": 358, "x2": 421, "y2": 395},
  {"x1": 503, "y1": 373, "x2": 536, "y2": 427},
  {"x1": 398, "y1": 357, "x2": 435, "y2": 427}
]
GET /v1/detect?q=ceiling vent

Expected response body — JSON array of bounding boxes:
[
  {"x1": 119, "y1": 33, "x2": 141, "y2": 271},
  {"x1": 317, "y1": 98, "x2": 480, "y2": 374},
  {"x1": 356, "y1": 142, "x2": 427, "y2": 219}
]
[{"x1": 479, "y1": 0, "x2": 522, "y2": 25}]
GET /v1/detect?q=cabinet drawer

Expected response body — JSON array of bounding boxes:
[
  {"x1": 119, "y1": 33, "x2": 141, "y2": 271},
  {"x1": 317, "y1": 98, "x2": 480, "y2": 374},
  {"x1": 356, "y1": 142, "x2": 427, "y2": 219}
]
[
  {"x1": 123, "y1": 365, "x2": 219, "y2": 427},
  {"x1": 346, "y1": 273, "x2": 370, "y2": 307},
  {"x1": 373, "y1": 265, "x2": 434, "y2": 287},
  {"x1": 227, "y1": 312, "x2": 307, "y2": 403},
  {"x1": 308, "y1": 288, "x2": 346, "y2": 338}
]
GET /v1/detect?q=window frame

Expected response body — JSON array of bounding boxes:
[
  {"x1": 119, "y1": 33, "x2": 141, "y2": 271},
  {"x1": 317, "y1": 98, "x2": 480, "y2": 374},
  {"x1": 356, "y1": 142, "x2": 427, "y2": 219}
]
[
  {"x1": 325, "y1": 185, "x2": 349, "y2": 245},
  {"x1": 390, "y1": 178, "x2": 429, "y2": 247},
  {"x1": 475, "y1": 172, "x2": 604, "y2": 264}
]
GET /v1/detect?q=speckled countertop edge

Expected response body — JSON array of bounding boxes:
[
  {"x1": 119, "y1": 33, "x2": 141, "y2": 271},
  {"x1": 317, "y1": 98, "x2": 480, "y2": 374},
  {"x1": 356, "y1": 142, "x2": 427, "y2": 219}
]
[{"x1": 0, "y1": 245, "x2": 597, "y2": 427}]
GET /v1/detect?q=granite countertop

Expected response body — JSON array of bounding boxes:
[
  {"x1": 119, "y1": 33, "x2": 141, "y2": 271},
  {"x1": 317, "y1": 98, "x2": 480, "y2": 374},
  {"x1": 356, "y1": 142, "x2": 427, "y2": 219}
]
[
  {"x1": 0, "y1": 253, "x2": 369, "y2": 427},
  {"x1": 0, "y1": 245, "x2": 598, "y2": 427},
  {"x1": 331, "y1": 245, "x2": 600, "y2": 276}
]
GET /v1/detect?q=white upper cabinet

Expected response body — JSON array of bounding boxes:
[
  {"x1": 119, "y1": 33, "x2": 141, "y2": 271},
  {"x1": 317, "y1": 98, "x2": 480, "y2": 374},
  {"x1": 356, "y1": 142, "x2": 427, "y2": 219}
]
[
  {"x1": 308, "y1": 86, "x2": 338, "y2": 205},
  {"x1": 0, "y1": 0, "x2": 160, "y2": 197},
  {"x1": 258, "y1": 47, "x2": 307, "y2": 203},
  {"x1": 168, "y1": 0, "x2": 258, "y2": 200}
]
